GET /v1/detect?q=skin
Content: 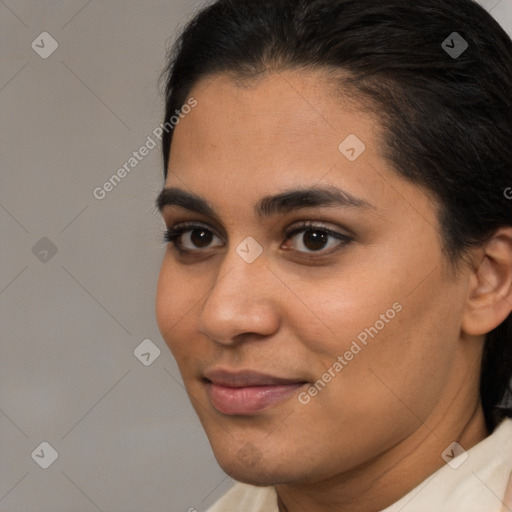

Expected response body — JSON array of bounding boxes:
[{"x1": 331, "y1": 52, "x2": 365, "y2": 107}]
[{"x1": 155, "y1": 69, "x2": 512, "y2": 512}]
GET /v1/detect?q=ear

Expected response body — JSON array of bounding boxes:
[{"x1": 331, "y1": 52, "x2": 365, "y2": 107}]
[{"x1": 462, "y1": 227, "x2": 512, "y2": 336}]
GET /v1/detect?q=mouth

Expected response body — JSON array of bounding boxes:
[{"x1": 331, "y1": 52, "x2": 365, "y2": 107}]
[{"x1": 203, "y1": 368, "x2": 308, "y2": 415}]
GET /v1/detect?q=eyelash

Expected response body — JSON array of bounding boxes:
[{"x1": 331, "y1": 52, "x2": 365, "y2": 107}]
[{"x1": 162, "y1": 220, "x2": 353, "y2": 258}]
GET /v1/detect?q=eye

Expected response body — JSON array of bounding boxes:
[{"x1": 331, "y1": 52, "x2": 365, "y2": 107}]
[
  {"x1": 163, "y1": 220, "x2": 353, "y2": 257},
  {"x1": 163, "y1": 222, "x2": 223, "y2": 253},
  {"x1": 282, "y1": 221, "x2": 352, "y2": 255}
]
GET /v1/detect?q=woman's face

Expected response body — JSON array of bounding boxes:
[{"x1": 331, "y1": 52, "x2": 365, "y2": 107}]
[{"x1": 155, "y1": 70, "x2": 478, "y2": 486}]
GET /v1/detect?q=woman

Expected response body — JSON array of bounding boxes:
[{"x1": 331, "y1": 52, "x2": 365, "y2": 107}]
[{"x1": 155, "y1": 0, "x2": 512, "y2": 510}]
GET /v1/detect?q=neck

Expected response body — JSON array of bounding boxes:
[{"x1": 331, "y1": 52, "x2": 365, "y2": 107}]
[{"x1": 275, "y1": 401, "x2": 489, "y2": 512}]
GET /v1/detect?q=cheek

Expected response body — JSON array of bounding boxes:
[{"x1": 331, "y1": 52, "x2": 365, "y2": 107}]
[
  {"x1": 155, "y1": 259, "x2": 189, "y2": 350},
  {"x1": 283, "y1": 268, "x2": 400, "y2": 361},
  {"x1": 155, "y1": 261, "x2": 172, "y2": 334},
  {"x1": 155, "y1": 258, "x2": 211, "y2": 377},
  {"x1": 286, "y1": 245, "x2": 461, "y2": 409},
  {"x1": 311, "y1": 275, "x2": 461, "y2": 422}
]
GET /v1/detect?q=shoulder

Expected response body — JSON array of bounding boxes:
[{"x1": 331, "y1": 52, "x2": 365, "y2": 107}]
[
  {"x1": 206, "y1": 482, "x2": 278, "y2": 512},
  {"x1": 383, "y1": 417, "x2": 512, "y2": 512}
]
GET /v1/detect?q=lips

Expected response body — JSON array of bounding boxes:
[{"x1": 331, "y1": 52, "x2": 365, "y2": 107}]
[{"x1": 203, "y1": 369, "x2": 307, "y2": 415}]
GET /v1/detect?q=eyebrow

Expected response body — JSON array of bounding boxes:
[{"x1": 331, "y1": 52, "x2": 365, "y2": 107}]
[{"x1": 156, "y1": 185, "x2": 374, "y2": 219}]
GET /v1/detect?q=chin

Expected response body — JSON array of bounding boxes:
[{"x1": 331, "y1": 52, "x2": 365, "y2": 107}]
[
  {"x1": 216, "y1": 459, "x2": 289, "y2": 487},
  {"x1": 222, "y1": 466, "x2": 280, "y2": 486},
  {"x1": 210, "y1": 440, "x2": 309, "y2": 487}
]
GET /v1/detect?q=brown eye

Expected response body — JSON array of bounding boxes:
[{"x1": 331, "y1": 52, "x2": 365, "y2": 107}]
[
  {"x1": 163, "y1": 222, "x2": 223, "y2": 252},
  {"x1": 302, "y1": 230, "x2": 329, "y2": 251},
  {"x1": 190, "y1": 229, "x2": 214, "y2": 248},
  {"x1": 283, "y1": 222, "x2": 353, "y2": 255}
]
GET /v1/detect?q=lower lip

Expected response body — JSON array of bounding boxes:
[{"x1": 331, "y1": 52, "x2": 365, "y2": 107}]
[{"x1": 207, "y1": 382, "x2": 305, "y2": 415}]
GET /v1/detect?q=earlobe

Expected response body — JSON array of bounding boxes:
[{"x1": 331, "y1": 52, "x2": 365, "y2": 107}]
[{"x1": 461, "y1": 228, "x2": 512, "y2": 336}]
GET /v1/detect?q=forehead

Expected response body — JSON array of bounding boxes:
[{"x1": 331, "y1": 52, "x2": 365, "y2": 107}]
[
  {"x1": 163, "y1": 70, "x2": 437, "y2": 228},
  {"x1": 167, "y1": 71, "x2": 379, "y2": 184},
  {"x1": 172, "y1": 70, "x2": 375, "y2": 147}
]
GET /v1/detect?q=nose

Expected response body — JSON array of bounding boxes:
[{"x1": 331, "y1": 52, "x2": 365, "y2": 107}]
[{"x1": 197, "y1": 249, "x2": 281, "y2": 345}]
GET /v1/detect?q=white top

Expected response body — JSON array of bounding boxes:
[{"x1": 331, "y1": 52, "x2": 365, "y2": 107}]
[{"x1": 206, "y1": 417, "x2": 512, "y2": 512}]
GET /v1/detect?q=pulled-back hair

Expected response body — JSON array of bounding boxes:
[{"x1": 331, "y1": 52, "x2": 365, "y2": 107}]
[{"x1": 160, "y1": 0, "x2": 512, "y2": 432}]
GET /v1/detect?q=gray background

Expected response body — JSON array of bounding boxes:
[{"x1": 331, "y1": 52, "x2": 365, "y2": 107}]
[{"x1": 1, "y1": 1, "x2": 511, "y2": 511}]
